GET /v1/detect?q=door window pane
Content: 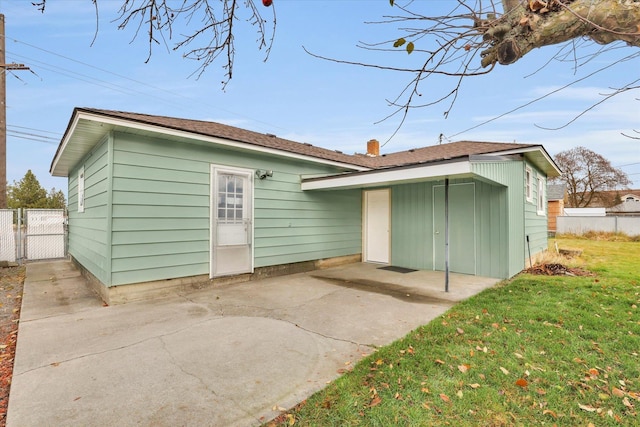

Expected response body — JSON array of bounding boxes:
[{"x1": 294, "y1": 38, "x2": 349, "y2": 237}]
[{"x1": 218, "y1": 174, "x2": 245, "y2": 223}]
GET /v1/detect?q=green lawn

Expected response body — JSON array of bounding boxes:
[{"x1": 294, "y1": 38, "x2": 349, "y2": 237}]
[{"x1": 268, "y1": 238, "x2": 640, "y2": 426}]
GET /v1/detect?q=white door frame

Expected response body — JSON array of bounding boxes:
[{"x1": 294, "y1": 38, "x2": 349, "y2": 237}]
[
  {"x1": 210, "y1": 164, "x2": 254, "y2": 278},
  {"x1": 363, "y1": 188, "x2": 391, "y2": 264}
]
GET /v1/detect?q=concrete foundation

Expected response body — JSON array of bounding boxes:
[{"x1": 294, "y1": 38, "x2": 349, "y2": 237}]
[{"x1": 73, "y1": 253, "x2": 362, "y2": 305}]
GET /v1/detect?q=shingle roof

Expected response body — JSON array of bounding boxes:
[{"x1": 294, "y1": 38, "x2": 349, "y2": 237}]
[
  {"x1": 80, "y1": 108, "x2": 372, "y2": 167},
  {"x1": 73, "y1": 108, "x2": 540, "y2": 169},
  {"x1": 364, "y1": 141, "x2": 536, "y2": 168},
  {"x1": 547, "y1": 184, "x2": 566, "y2": 201}
]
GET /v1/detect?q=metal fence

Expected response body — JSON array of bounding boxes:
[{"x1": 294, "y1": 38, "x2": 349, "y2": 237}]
[
  {"x1": 557, "y1": 215, "x2": 640, "y2": 236},
  {"x1": 0, "y1": 209, "x2": 67, "y2": 264}
]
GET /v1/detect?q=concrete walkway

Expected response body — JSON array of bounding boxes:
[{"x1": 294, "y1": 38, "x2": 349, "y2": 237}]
[{"x1": 7, "y1": 261, "x2": 499, "y2": 426}]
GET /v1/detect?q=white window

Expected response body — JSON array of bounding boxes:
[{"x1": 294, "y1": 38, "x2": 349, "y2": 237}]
[
  {"x1": 537, "y1": 177, "x2": 545, "y2": 215},
  {"x1": 78, "y1": 166, "x2": 85, "y2": 213},
  {"x1": 525, "y1": 167, "x2": 533, "y2": 202}
]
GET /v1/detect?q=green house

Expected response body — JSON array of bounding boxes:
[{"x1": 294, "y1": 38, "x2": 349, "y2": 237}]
[{"x1": 50, "y1": 108, "x2": 561, "y2": 304}]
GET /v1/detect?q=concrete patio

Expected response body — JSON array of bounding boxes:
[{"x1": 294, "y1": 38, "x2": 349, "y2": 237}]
[{"x1": 7, "y1": 260, "x2": 500, "y2": 426}]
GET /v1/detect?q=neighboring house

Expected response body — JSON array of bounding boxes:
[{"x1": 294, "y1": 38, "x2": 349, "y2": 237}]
[
  {"x1": 606, "y1": 193, "x2": 640, "y2": 216},
  {"x1": 50, "y1": 108, "x2": 561, "y2": 304},
  {"x1": 546, "y1": 183, "x2": 566, "y2": 233}
]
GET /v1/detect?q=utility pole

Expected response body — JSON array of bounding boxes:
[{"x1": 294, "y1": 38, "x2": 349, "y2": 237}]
[{"x1": 0, "y1": 14, "x2": 30, "y2": 208}]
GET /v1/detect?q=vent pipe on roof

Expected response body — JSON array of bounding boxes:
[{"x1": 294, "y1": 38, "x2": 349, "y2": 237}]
[{"x1": 367, "y1": 139, "x2": 380, "y2": 157}]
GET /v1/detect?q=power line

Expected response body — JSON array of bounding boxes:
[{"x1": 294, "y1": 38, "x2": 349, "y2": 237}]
[
  {"x1": 4, "y1": 35, "x2": 288, "y2": 133},
  {"x1": 8, "y1": 124, "x2": 61, "y2": 136},
  {"x1": 7, "y1": 129, "x2": 59, "y2": 144},
  {"x1": 616, "y1": 162, "x2": 640, "y2": 168}
]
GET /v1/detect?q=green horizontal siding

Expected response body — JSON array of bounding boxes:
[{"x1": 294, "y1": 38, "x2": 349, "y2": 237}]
[
  {"x1": 67, "y1": 136, "x2": 110, "y2": 285},
  {"x1": 524, "y1": 164, "x2": 548, "y2": 260},
  {"x1": 107, "y1": 131, "x2": 361, "y2": 286}
]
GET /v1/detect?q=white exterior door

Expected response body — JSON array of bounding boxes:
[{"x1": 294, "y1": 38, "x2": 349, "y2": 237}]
[
  {"x1": 211, "y1": 166, "x2": 253, "y2": 277},
  {"x1": 364, "y1": 189, "x2": 390, "y2": 264}
]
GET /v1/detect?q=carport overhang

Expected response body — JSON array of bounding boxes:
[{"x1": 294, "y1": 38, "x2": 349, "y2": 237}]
[{"x1": 301, "y1": 157, "x2": 475, "y2": 191}]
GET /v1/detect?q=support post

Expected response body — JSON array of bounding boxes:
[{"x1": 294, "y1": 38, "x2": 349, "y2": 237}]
[{"x1": 444, "y1": 178, "x2": 449, "y2": 292}]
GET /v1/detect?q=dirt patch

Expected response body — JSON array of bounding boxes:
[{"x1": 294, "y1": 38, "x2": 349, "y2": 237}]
[
  {"x1": 0, "y1": 266, "x2": 25, "y2": 427},
  {"x1": 524, "y1": 263, "x2": 595, "y2": 277}
]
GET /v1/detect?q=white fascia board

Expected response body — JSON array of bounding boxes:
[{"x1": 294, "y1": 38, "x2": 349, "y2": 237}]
[
  {"x1": 302, "y1": 161, "x2": 472, "y2": 190},
  {"x1": 75, "y1": 111, "x2": 369, "y2": 172},
  {"x1": 495, "y1": 146, "x2": 562, "y2": 177},
  {"x1": 50, "y1": 112, "x2": 83, "y2": 176}
]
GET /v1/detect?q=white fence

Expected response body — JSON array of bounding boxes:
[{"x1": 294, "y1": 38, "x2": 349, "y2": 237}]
[
  {"x1": 557, "y1": 216, "x2": 640, "y2": 236},
  {"x1": 0, "y1": 209, "x2": 67, "y2": 263},
  {"x1": 0, "y1": 210, "x2": 16, "y2": 262}
]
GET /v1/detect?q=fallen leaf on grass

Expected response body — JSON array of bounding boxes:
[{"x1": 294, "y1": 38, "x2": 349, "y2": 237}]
[
  {"x1": 579, "y1": 403, "x2": 597, "y2": 412},
  {"x1": 468, "y1": 383, "x2": 481, "y2": 389},
  {"x1": 439, "y1": 393, "x2": 450, "y2": 403},
  {"x1": 456, "y1": 390, "x2": 463, "y2": 398},
  {"x1": 500, "y1": 367, "x2": 509, "y2": 375},
  {"x1": 435, "y1": 359, "x2": 445, "y2": 365},
  {"x1": 623, "y1": 397, "x2": 634, "y2": 409},
  {"x1": 456, "y1": 328, "x2": 465, "y2": 335},
  {"x1": 514, "y1": 352, "x2": 524, "y2": 359},
  {"x1": 612, "y1": 387, "x2": 625, "y2": 398},
  {"x1": 369, "y1": 395, "x2": 382, "y2": 407},
  {"x1": 515, "y1": 378, "x2": 528, "y2": 387},
  {"x1": 286, "y1": 414, "x2": 296, "y2": 426},
  {"x1": 458, "y1": 364, "x2": 470, "y2": 373},
  {"x1": 543, "y1": 409, "x2": 557, "y2": 418}
]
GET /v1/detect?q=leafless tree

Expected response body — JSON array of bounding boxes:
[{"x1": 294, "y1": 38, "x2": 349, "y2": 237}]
[
  {"x1": 34, "y1": 1, "x2": 639, "y2": 124},
  {"x1": 33, "y1": 0, "x2": 276, "y2": 87},
  {"x1": 551, "y1": 146, "x2": 631, "y2": 207}
]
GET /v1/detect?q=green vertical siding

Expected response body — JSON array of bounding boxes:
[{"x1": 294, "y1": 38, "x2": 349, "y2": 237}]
[
  {"x1": 472, "y1": 159, "x2": 545, "y2": 276},
  {"x1": 106, "y1": 131, "x2": 361, "y2": 286},
  {"x1": 391, "y1": 183, "x2": 434, "y2": 270},
  {"x1": 67, "y1": 136, "x2": 110, "y2": 285},
  {"x1": 474, "y1": 180, "x2": 509, "y2": 278},
  {"x1": 391, "y1": 178, "x2": 509, "y2": 278}
]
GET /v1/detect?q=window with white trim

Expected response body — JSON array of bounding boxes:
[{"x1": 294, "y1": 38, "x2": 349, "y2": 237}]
[
  {"x1": 525, "y1": 167, "x2": 533, "y2": 202},
  {"x1": 78, "y1": 166, "x2": 85, "y2": 213},
  {"x1": 537, "y1": 177, "x2": 545, "y2": 215}
]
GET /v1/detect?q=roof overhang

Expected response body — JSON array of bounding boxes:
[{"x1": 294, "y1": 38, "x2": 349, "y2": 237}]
[
  {"x1": 301, "y1": 158, "x2": 474, "y2": 191},
  {"x1": 494, "y1": 146, "x2": 562, "y2": 178},
  {"x1": 50, "y1": 109, "x2": 369, "y2": 177}
]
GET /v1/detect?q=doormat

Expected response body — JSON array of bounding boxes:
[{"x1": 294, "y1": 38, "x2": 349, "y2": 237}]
[{"x1": 378, "y1": 266, "x2": 418, "y2": 274}]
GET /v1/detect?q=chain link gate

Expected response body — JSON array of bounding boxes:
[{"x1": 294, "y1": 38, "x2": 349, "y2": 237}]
[{"x1": 0, "y1": 209, "x2": 67, "y2": 264}]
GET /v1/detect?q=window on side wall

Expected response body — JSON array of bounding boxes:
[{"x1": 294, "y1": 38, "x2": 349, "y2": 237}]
[
  {"x1": 78, "y1": 166, "x2": 85, "y2": 213},
  {"x1": 537, "y1": 177, "x2": 545, "y2": 215},
  {"x1": 525, "y1": 167, "x2": 533, "y2": 202}
]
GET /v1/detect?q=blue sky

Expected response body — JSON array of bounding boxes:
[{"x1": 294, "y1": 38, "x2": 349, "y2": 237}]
[{"x1": 2, "y1": 0, "x2": 639, "y2": 194}]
